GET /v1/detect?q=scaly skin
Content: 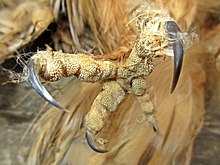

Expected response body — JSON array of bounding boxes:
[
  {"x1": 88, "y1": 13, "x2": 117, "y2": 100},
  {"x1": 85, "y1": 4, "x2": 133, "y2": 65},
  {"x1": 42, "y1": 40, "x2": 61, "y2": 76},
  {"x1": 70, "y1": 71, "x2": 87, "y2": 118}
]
[{"x1": 27, "y1": 9, "x2": 184, "y2": 152}]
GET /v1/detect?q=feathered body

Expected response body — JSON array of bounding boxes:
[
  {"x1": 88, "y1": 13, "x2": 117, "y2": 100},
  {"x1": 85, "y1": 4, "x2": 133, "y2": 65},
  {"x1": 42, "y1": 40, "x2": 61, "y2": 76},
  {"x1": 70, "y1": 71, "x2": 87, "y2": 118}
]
[{"x1": 1, "y1": 0, "x2": 220, "y2": 164}]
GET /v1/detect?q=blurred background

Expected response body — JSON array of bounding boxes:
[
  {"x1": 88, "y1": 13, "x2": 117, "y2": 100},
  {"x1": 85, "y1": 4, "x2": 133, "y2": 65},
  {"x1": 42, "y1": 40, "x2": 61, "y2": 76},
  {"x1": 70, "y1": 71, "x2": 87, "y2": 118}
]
[{"x1": 0, "y1": 0, "x2": 219, "y2": 164}]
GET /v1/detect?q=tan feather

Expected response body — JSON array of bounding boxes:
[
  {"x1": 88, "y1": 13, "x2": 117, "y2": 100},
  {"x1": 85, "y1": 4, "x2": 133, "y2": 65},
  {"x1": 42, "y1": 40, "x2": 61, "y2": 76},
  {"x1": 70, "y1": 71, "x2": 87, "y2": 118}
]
[{"x1": 5, "y1": 0, "x2": 219, "y2": 164}]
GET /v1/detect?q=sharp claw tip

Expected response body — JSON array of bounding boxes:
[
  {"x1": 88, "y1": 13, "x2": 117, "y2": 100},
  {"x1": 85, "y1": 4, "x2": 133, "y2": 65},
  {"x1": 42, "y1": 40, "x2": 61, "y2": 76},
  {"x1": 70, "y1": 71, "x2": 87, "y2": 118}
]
[
  {"x1": 27, "y1": 58, "x2": 69, "y2": 113},
  {"x1": 85, "y1": 130, "x2": 109, "y2": 153},
  {"x1": 165, "y1": 21, "x2": 184, "y2": 95},
  {"x1": 153, "y1": 126, "x2": 157, "y2": 132},
  {"x1": 170, "y1": 85, "x2": 176, "y2": 94}
]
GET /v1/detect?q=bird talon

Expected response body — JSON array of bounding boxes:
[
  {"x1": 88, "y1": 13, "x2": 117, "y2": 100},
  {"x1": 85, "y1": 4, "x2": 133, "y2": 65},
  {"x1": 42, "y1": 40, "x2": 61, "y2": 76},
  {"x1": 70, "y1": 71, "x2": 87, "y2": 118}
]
[
  {"x1": 27, "y1": 59, "x2": 69, "y2": 112},
  {"x1": 85, "y1": 130, "x2": 109, "y2": 153},
  {"x1": 147, "y1": 115, "x2": 158, "y2": 132},
  {"x1": 165, "y1": 21, "x2": 184, "y2": 93}
]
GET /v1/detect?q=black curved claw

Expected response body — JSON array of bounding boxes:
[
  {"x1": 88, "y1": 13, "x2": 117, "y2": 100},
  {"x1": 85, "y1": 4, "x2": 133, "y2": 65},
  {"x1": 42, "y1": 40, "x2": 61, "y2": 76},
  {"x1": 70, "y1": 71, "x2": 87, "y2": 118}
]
[
  {"x1": 85, "y1": 130, "x2": 109, "y2": 153},
  {"x1": 27, "y1": 59, "x2": 69, "y2": 112},
  {"x1": 165, "y1": 21, "x2": 184, "y2": 93}
]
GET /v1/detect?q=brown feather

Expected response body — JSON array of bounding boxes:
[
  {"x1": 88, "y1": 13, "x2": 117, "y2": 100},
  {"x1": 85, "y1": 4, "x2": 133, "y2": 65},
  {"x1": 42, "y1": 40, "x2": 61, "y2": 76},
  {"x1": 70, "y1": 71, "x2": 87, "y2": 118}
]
[{"x1": 1, "y1": 0, "x2": 218, "y2": 164}]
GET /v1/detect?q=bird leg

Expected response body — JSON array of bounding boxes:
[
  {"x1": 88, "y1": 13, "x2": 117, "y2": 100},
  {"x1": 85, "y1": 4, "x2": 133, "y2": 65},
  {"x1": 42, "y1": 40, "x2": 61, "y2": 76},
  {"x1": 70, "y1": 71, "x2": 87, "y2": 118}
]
[
  {"x1": 136, "y1": 94, "x2": 157, "y2": 131},
  {"x1": 130, "y1": 77, "x2": 157, "y2": 131},
  {"x1": 84, "y1": 81, "x2": 125, "y2": 153}
]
